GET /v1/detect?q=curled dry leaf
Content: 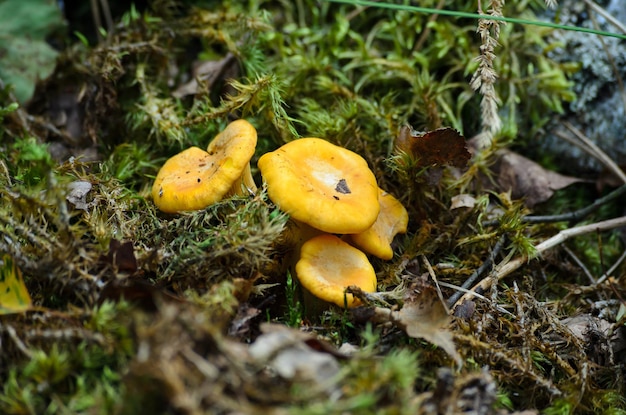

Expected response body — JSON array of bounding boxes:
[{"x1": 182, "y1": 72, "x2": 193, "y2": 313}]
[
  {"x1": 450, "y1": 193, "x2": 476, "y2": 210},
  {"x1": 394, "y1": 287, "x2": 462, "y2": 367},
  {"x1": 395, "y1": 125, "x2": 471, "y2": 168},
  {"x1": 172, "y1": 53, "x2": 238, "y2": 98},
  {"x1": 0, "y1": 254, "x2": 32, "y2": 315},
  {"x1": 99, "y1": 239, "x2": 138, "y2": 273},
  {"x1": 248, "y1": 323, "x2": 341, "y2": 394},
  {"x1": 66, "y1": 180, "x2": 94, "y2": 211},
  {"x1": 494, "y1": 149, "x2": 586, "y2": 207}
]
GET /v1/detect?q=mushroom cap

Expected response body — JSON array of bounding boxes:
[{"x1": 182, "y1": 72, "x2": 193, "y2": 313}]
[
  {"x1": 258, "y1": 138, "x2": 379, "y2": 234},
  {"x1": 295, "y1": 234, "x2": 376, "y2": 308},
  {"x1": 348, "y1": 189, "x2": 409, "y2": 260},
  {"x1": 151, "y1": 119, "x2": 257, "y2": 213}
]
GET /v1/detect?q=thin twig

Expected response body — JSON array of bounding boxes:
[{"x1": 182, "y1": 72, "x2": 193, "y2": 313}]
[
  {"x1": 562, "y1": 121, "x2": 626, "y2": 183},
  {"x1": 552, "y1": 129, "x2": 607, "y2": 169},
  {"x1": 562, "y1": 245, "x2": 596, "y2": 284},
  {"x1": 582, "y1": 0, "x2": 626, "y2": 34},
  {"x1": 481, "y1": 183, "x2": 626, "y2": 225},
  {"x1": 413, "y1": 0, "x2": 446, "y2": 52},
  {"x1": 447, "y1": 233, "x2": 507, "y2": 307},
  {"x1": 422, "y1": 255, "x2": 449, "y2": 313},
  {"x1": 453, "y1": 215, "x2": 626, "y2": 310},
  {"x1": 595, "y1": 248, "x2": 626, "y2": 285}
]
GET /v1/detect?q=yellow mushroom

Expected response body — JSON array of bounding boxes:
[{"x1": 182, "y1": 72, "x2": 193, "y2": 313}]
[
  {"x1": 346, "y1": 188, "x2": 409, "y2": 260},
  {"x1": 258, "y1": 138, "x2": 379, "y2": 234},
  {"x1": 151, "y1": 119, "x2": 257, "y2": 213},
  {"x1": 208, "y1": 119, "x2": 258, "y2": 197},
  {"x1": 295, "y1": 234, "x2": 377, "y2": 308}
]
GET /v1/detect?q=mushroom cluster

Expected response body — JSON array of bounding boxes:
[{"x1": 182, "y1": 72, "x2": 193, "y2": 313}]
[
  {"x1": 258, "y1": 138, "x2": 408, "y2": 309},
  {"x1": 151, "y1": 121, "x2": 408, "y2": 310}
]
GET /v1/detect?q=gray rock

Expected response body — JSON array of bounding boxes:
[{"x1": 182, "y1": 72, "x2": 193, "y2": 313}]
[{"x1": 537, "y1": 0, "x2": 626, "y2": 173}]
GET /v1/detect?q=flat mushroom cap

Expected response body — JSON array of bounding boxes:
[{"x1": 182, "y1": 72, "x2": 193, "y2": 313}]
[
  {"x1": 151, "y1": 119, "x2": 257, "y2": 213},
  {"x1": 295, "y1": 234, "x2": 377, "y2": 308},
  {"x1": 258, "y1": 138, "x2": 379, "y2": 234},
  {"x1": 348, "y1": 189, "x2": 409, "y2": 260}
]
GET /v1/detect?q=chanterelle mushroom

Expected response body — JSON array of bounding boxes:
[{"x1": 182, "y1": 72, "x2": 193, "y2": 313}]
[
  {"x1": 151, "y1": 119, "x2": 257, "y2": 213},
  {"x1": 258, "y1": 138, "x2": 379, "y2": 234},
  {"x1": 347, "y1": 188, "x2": 408, "y2": 260},
  {"x1": 295, "y1": 234, "x2": 377, "y2": 308}
]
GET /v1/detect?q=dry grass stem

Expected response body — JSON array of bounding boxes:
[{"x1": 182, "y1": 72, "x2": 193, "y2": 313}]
[
  {"x1": 560, "y1": 121, "x2": 626, "y2": 184},
  {"x1": 583, "y1": 0, "x2": 626, "y2": 34},
  {"x1": 544, "y1": 0, "x2": 558, "y2": 9},
  {"x1": 470, "y1": 0, "x2": 504, "y2": 148}
]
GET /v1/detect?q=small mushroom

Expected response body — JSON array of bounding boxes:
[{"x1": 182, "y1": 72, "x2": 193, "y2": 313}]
[
  {"x1": 151, "y1": 119, "x2": 257, "y2": 213},
  {"x1": 295, "y1": 234, "x2": 377, "y2": 308},
  {"x1": 207, "y1": 119, "x2": 258, "y2": 197},
  {"x1": 258, "y1": 138, "x2": 379, "y2": 234},
  {"x1": 346, "y1": 188, "x2": 409, "y2": 260}
]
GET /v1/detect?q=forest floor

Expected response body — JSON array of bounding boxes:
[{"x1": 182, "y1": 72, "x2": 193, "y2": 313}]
[{"x1": 0, "y1": 1, "x2": 625, "y2": 414}]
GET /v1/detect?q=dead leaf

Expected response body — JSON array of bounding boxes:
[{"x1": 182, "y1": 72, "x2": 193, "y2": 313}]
[
  {"x1": 99, "y1": 239, "x2": 138, "y2": 273},
  {"x1": 395, "y1": 125, "x2": 471, "y2": 168},
  {"x1": 494, "y1": 149, "x2": 586, "y2": 207},
  {"x1": 450, "y1": 194, "x2": 476, "y2": 210},
  {"x1": 66, "y1": 180, "x2": 93, "y2": 210},
  {"x1": 394, "y1": 288, "x2": 462, "y2": 367},
  {"x1": 0, "y1": 254, "x2": 32, "y2": 314},
  {"x1": 172, "y1": 53, "x2": 237, "y2": 98},
  {"x1": 228, "y1": 303, "x2": 261, "y2": 337},
  {"x1": 248, "y1": 323, "x2": 341, "y2": 392}
]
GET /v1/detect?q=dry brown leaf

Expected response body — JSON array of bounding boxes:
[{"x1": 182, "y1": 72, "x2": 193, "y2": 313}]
[
  {"x1": 395, "y1": 125, "x2": 471, "y2": 168},
  {"x1": 495, "y1": 149, "x2": 585, "y2": 207},
  {"x1": 172, "y1": 53, "x2": 237, "y2": 98},
  {"x1": 99, "y1": 239, "x2": 138, "y2": 273},
  {"x1": 395, "y1": 288, "x2": 462, "y2": 367}
]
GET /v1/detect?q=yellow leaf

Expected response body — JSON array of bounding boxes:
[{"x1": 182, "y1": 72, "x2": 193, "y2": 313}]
[{"x1": 0, "y1": 254, "x2": 32, "y2": 314}]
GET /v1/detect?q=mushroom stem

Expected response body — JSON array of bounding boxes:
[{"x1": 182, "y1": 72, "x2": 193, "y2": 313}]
[{"x1": 226, "y1": 163, "x2": 257, "y2": 197}]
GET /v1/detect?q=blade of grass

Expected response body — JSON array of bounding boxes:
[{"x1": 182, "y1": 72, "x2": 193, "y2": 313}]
[{"x1": 325, "y1": 0, "x2": 626, "y2": 40}]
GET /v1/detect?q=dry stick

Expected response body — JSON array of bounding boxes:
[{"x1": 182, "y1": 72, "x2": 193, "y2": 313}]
[
  {"x1": 562, "y1": 121, "x2": 626, "y2": 183},
  {"x1": 587, "y1": 4, "x2": 626, "y2": 115},
  {"x1": 562, "y1": 245, "x2": 596, "y2": 284},
  {"x1": 583, "y1": 0, "x2": 626, "y2": 34},
  {"x1": 596, "y1": 248, "x2": 626, "y2": 285},
  {"x1": 452, "y1": 215, "x2": 626, "y2": 310},
  {"x1": 413, "y1": 0, "x2": 446, "y2": 52},
  {"x1": 422, "y1": 255, "x2": 449, "y2": 313},
  {"x1": 552, "y1": 129, "x2": 607, "y2": 170},
  {"x1": 447, "y1": 234, "x2": 507, "y2": 307},
  {"x1": 512, "y1": 183, "x2": 626, "y2": 224}
]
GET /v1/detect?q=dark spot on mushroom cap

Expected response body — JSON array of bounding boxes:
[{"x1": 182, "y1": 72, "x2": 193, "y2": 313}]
[
  {"x1": 333, "y1": 195, "x2": 340, "y2": 200},
  {"x1": 335, "y1": 178, "x2": 351, "y2": 194},
  {"x1": 197, "y1": 178, "x2": 201, "y2": 183}
]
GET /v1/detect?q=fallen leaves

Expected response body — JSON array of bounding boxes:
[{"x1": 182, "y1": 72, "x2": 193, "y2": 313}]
[
  {"x1": 248, "y1": 323, "x2": 341, "y2": 395},
  {"x1": 368, "y1": 284, "x2": 462, "y2": 367},
  {"x1": 494, "y1": 149, "x2": 586, "y2": 207},
  {"x1": 395, "y1": 287, "x2": 462, "y2": 367},
  {"x1": 396, "y1": 125, "x2": 471, "y2": 168},
  {"x1": 395, "y1": 290, "x2": 463, "y2": 367},
  {"x1": 0, "y1": 254, "x2": 32, "y2": 314}
]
